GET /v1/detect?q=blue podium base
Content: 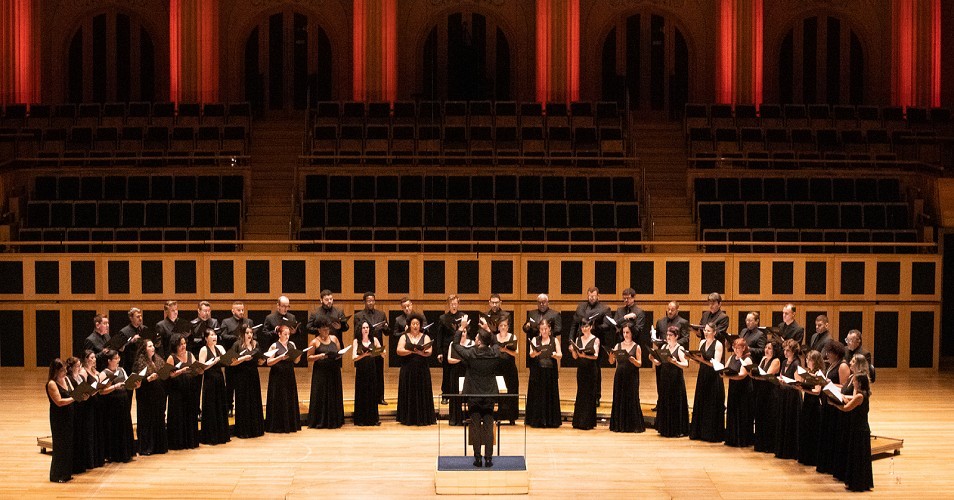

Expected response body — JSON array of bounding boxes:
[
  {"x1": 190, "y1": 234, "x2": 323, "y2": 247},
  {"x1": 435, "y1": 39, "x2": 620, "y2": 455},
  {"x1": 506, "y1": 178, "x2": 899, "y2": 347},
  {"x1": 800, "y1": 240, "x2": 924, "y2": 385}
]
[{"x1": 435, "y1": 456, "x2": 529, "y2": 495}]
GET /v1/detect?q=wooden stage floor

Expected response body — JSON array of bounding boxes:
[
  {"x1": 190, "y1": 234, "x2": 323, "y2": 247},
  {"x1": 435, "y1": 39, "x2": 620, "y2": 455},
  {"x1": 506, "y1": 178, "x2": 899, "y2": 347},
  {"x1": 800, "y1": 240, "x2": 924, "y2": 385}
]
[{"x1": 3, "y1": 366, "x2": 949, "y2": 498}]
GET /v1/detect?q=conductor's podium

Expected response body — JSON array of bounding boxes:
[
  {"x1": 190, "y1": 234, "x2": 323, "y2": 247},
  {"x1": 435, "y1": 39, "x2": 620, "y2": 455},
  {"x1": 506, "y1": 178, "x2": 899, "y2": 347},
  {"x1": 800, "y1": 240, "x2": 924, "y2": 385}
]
[{"x1": 435, "y1": 456, "x2": 529, "y2": 495}]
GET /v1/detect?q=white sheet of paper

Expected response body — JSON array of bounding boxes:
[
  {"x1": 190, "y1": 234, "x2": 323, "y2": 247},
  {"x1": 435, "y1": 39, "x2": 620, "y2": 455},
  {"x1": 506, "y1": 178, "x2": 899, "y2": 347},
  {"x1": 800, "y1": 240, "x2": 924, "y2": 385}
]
[
  {"x1": 711, "y1": 359, "x2": 725, "y2": 371},
  {"x1": 779, "y1": 374, "x2": 797, "y2": 384},
  {"x1": 337, "y1": 345, "x2": 352, "y2": 355},
  {"x1": 496, "y1": 375, "x2": 507, "y2": 393},
  {"x1": 823, "y1": 381, "x2": 845, "y2": 403}
]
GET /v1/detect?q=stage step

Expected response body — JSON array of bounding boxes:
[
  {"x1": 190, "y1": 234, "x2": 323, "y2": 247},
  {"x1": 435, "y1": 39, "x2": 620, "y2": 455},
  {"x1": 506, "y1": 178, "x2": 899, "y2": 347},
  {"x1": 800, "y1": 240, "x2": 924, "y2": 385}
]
[{"x1": 435, "y1": 456, "x2": 529, "y2": 495}]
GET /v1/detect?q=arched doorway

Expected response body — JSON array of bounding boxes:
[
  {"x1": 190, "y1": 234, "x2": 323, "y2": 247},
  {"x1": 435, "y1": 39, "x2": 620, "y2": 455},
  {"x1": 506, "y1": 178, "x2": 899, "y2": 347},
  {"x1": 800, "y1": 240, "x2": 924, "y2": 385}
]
[
  {"x1": 67, "y1": 11, "x2": 157, "y2": 102},
  {"x1": 421, "y1": 11, "x2": 512, "y2": 101},
  {"x1": 600, "y1": 11, "x2": 689, "y2": 114},
  {"x1": 244, "y1": 8, "x2": 332, "y2": 112},
  {"x1": 778, "y1": 15, "x2": 865, "y2": 104}
]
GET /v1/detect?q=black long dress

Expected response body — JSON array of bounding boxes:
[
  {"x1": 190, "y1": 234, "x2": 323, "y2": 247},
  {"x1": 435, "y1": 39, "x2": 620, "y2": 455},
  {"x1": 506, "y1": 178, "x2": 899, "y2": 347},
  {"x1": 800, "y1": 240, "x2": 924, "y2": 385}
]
[
  {"x1": 266, "y1": 342, "x2": 302, "y2": 433},
  {"x1": 753, "y1": 357, "x2": 779, "y2": 453},
  {"x1": 307, "y1": 339, "x2": 345, "y2": 429},
  {"x1": 689, "y1": 340, "x2": 725, "y2": 443},
  {"x1": 843, "y1": 395, "x2": 874, "y2": 492},
  {"x1": 724, "y1": 356, "x2": 753, "y2": 447},
  {"x1": 166, "y1": 353, "x2": 200, "y2": 450},
  {"x1": 797, "y1": 379, "x2": 822, "y2": 466},
  {"x1": 69, "y1": 374, "x2": 96, "y2": 473},
  {"x1": 102, "y1": 370, "x2": 135, "y2": 463},
  {"x1": 816, "y1": 361, "x2": 847, "y2": 475},
  {"x1": 655, "y1": 345, "x2": 689, "y2": 437},
  {"x1": 396, "y1": 333, "x2": 436, "y2": 426},
  {"x1": 91, "y1": 381, "x2": 108, "y2": 466},
  {"x1": 232, "y1": 350, "x2": 265, "y2": 438},
  {"x1": 609, "y1": 343, "x2": 645, "y2": 433},
  {"x1": 525, "y1": 337, "x2": 561, "y2": 428},
  {"x1": 135, "y1": 362, "x2": 169, "y2": 455},
  {"x1": 572, "y1": 336, "x2": 599, "y2": 430},
  {"x1": 833, "y1": 377, "x2": 856, "y2": 481},
  {"x1": 200, "y1": 349, "x2": 230, "y2": 445},
  {"x1": 353, "y1": 340, "x2": 380, "y2": 426},
  {"x1": 48, "y1": 381, "x2": 74, "y2": 482},
  {"x1": 773, "y1": 358, "x2": 802, "y2": 459},
  {"x1": 494, "y1": 333, "x2": 520, "y2": 424}
]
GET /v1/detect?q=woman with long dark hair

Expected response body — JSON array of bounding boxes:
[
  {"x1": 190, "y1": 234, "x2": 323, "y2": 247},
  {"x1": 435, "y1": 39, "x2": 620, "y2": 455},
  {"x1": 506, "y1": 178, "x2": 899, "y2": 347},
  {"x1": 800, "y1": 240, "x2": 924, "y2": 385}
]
[
  {"x1": 79, "y1": 350, "x2": 105, "y2": 468},
  {"x1": 165, "y1": 333, "x2": 199, "y2": 450},
  {"x1": 132, "y1": 340, "x2": 168, "y2": 455},
  {"x1": 651, "y1": 325, "x2": 689, "y2": 438},
  {"x1": 753, "y1": 338, "x2": 781, "y2": 453},
  {"x1": 609, "y1": 322, "x2": 644, "y2": 433},
  {"x1": 688, "y1": 323, "x2": 725, "y2": 443},
  {"x1": 98, "y1": 349, "x2": 137, "y2": 463},
  {"x1": 774, "y1": 339, "x2": 802, "y2": 459},
  {"x1": 525, "y1": 318, "x2": 563, "y2": 428},
  {"x1": 199, "y1": 328, "x2": 229, "y2": 445},
  {"x1": 231, "y1": 327, "x2": 264, "y2": 438},
  {"x1": 795, "y1": 349, "x2": 824, "y2": 466},
  {"x1": 352, "y1": 321, "x2": 382, "y2": 426},
  {"x1": 47, "y1": 358, "x2": 77, "y2": 482},
  {"x1": 816, "y1": 340, "x2": 850, "y2": 475},
  {"x1": 570, "y1": 320, "x2": 600, "y2": 430}
]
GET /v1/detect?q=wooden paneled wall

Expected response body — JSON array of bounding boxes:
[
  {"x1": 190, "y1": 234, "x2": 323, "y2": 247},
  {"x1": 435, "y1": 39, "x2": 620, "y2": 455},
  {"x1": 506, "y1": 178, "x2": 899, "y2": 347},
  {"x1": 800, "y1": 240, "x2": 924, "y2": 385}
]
[{"x1": 0, "y1": 252, "x2": 940, "y2": 371}]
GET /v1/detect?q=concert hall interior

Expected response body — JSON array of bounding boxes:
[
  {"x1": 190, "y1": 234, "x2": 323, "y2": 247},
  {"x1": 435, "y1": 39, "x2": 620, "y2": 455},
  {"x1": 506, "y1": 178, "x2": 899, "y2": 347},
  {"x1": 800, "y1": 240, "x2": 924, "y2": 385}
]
[{"x1": 1, "y1": 0, "x2": 954, "y2": 497}]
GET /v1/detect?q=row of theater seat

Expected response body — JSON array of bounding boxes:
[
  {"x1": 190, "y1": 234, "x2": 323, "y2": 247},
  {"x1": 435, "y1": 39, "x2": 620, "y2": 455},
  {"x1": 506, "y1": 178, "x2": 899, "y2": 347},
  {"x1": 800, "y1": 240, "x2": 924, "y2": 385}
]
[
  {"x1": 32, "y1": 174, "x2": 245, "y2": 201},
  {"x1": 17, "y1": 227, "x2": 239, "y2": 253},
  {"x1": 313, "y1": 101, "x2": 623, "y2": 129},
  {"x1": 694, "y1": 176, "x2": 902, "y2": 203},
  {"x1": 297, "y1": 227, "x2": 642, "y2": 254},
  {"x1": 702, "y1": 228, "x2": 918, "y2": 254},
  {"x1": 4, "y1": 124, "x2": 248, "y2": 156},
  {"x1": 25, "y1": 200, "x2": 242, "y2": 229},
  {"x1": 0, "y1": 102, "x2": 251, "y2": 128},
  {"x1": 300, "y1": 200, "x2": 640, "y2": 230},
  {"x1": 685, "y1": 103, "x2": 953, "y2": 132},
  {"x1": 302, "y1": 174, "x2": 638, "y2": 202},
  {"x1": 697, "y1": 201, "x2": 910, "y2": 230}
]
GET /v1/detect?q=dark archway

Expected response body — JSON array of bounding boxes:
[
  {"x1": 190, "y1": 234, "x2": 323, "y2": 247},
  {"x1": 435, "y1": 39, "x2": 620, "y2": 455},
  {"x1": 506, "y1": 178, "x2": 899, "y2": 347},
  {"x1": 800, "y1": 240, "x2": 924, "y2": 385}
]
[
  {"x1": 600, "y1": 12, "x2": 689, "y2": 114},
  {"x1": 778, "y1": 15, "x2": 865, "y2": 105},
  {"x1": 243, "y1": 9, "x2": 332, "y2": 112},
  {"x1": 421, "y1": 11, "x2": 512, "y2": 101},
  {"x1": 67, "y1": 11, "x2": 157, "y2": 102}
]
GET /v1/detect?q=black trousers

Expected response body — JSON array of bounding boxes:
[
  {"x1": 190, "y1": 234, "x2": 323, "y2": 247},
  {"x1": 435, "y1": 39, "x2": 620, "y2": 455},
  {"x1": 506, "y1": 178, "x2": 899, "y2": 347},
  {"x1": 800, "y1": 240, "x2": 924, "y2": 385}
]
[{"x1": 468, "y1": 402, "x2": 495, "y2": 457}]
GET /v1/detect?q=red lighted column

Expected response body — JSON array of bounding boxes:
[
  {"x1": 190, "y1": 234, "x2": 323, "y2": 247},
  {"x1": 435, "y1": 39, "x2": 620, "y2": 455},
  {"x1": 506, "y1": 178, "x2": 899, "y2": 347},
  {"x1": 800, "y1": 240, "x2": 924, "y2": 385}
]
[
  {"x1": 170, "y1": 0, "x2": 220, "y2": 103},
  {"x1": 353, "y1": 0, "x2": 397, "y2": 102},
  {"x1": 892, "y1": 0, "x2": 940, "y2": 109},
  {"x1": 716, "y1": 0, "x2": 762, "y2": 106},
  {"x1": 1, "y1": 0, "x2": 39, "y2": 104},
  {"x1": 535, "y1": 0, "x2": 579, "y2": 103}
]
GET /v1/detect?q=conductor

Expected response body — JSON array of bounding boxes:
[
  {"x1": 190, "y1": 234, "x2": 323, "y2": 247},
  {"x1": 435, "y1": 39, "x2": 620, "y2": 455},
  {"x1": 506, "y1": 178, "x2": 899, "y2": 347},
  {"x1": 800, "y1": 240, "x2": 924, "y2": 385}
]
[{"x1": 451, "y1": 326, "x2": 502, "y2": 468}]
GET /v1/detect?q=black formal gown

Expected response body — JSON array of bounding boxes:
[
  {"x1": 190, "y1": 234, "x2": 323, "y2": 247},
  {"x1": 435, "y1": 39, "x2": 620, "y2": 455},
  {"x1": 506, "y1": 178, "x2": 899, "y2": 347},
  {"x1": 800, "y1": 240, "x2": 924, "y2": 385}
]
[
  {"x1": 689, "y1": 340, "x2": 725, "y2": 443},
  {"x1": 308, "y1": 340, "x2": 345, "y2": 429},
  {"x1": 843, "y1": 395, "x2": 874, "y2": 492},
  {"x1": 724, "y1": 356, "x2": 753, "y2": 447},
  {"x1": 135, "y1": 365, "x2": 169, "y2": 455},
  {"x1": 525, "y1": 338, "x2": 561, "y2": 428},
  {"x1": 816, "y1": 361, "x2": 847, "y2": 475},
  {"x1": 48, "y1": 381, "x2": 74, "y2": 482},
  {"x1": 69, "y1": 374, "x2": 97, "y2": 473},
  {"x1": 232, "y1": 353, "x2": 265, "y2": 438},
  {"x1": 797, "y1": 387, "x2": 822, "y2": 466},
  {"x1": 655, "y1": 345, "x2": 689, "y2": 437},
  {"x1": 396, "y1": 333, "x2": 436, "y2": 426},
  {"x1": 102, "y1": 371, "x2": 136, "y2": 463},
  {"x1": 494, "y1": 333, "x2": 519, "y2": 424},
  {"x1": 753, "y1": 358, "x2": 779, "y2": 453},
  {"x1": 166, "y1": 354, "x2": 200, "y2": 450},
  {"x1": 91, "y1": 385, "x2": 108, "y2": 466},
  {"x1": 572, "y1": 336, "x2": 599, "y2": 430},
  {"x1": 833, "y1": 378, "x2": 856, "y2": 481},
  {"x1": 609, "y1": 344, "x2": 645, "y2": 433},
  {"x1": 773, "y1": 359, "x2": 802, "y2": 459},
  {"x1": 353, "y1": 341, "x2": 380, "y2": 426},
  {"x1": 266, "y1": 342, "x2": 302, "y2": 433},
  {"x1": 200, "y1": 353, "x2": 230, "y2": 445}
]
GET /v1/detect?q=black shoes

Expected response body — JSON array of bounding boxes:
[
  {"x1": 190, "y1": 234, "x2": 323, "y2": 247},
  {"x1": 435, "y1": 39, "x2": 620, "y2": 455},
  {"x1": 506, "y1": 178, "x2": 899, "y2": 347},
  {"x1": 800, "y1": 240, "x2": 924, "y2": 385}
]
[
  {"x1": 484, "y1": 456, "x2": 493, "y2": 468},
  {"x1": 473, "y1": 455, "x2": 483, "y2": 467},
  {"x1": 378, "y1": 399, "x2": 388, "y2": 405}
]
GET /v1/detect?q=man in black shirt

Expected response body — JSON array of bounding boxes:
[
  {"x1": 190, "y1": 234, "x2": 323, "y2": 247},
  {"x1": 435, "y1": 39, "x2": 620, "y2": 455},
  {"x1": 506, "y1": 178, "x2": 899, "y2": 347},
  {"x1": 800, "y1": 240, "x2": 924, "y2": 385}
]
[
  {"x1": 523, "y1": 293, "x2": 562, "y2": 341},
  {"x1": 437, "y1": 294, "x2": 466, "y2": 403},
  {"x1": 739, "y1": 311, "x2": 766, "y2": 365},
  {"x1": 83, "y1": 314, "x2": 111, "y2": 370},
  {"x1": 308, "y1": 289, "x2": 350, "y2": 340},
  {"x1": 697, "y1": 292, "x2": 729, "y2": 342},
  {"x1": 655, "y1": 301, "x2": 689, "y2": 349},
  {"x1": 391, "y1": 297, "x2": 414, "y2": 338},
  {"x1": 354, "y1": 291, "x2": 388, "y2": 404},
  {"x1": 485, "y1": 293, "x2": 511, "y2": 330},
  {"x1": 263, "y1": 296, "x2": 298, "y2": 348},
  {"x1": 219, "y1": 301, "x2": 252, "y2": 351},
  {"x1": 119, "y1": 307, "x2": 145, "y2": 375},
  {"x1": 189, "y1": 301, "x2": 219, "y2": 356},
  {"x1": 154, "y1": 300, "x2": 186, "y2": 359},
  {"x1": 451, "y1": 328, "x2": 502, "y2": 467},
  {"x1": 808, "y1": 314, "x2": 833, "y2": 355},
  {"x1": 778, "y1": 303, "x2": 805, "y2": 344},
  {"x1": 614, "y1": 287, "x2": 646, "y2": 348},
  {"x1": 845, "y1": 329, "x2": 876, "y2": 382}
]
